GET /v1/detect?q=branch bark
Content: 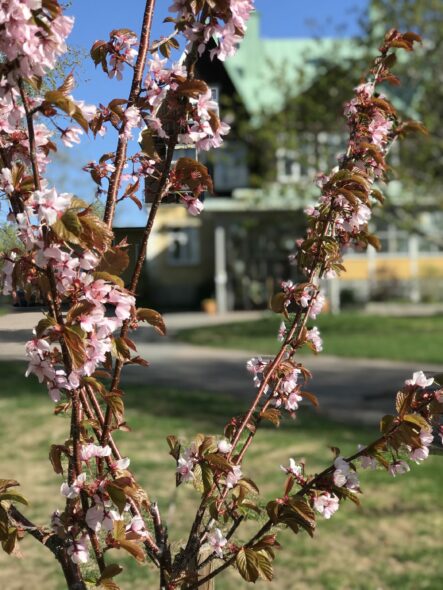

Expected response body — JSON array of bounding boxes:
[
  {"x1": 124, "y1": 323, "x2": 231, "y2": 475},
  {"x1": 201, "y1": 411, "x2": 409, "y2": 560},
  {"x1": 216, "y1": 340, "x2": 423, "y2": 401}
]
[
  {"x1": 8, "y1": 506, "x2": 87, "y2": 590},
  {"x1": 103, "y1": 0, "x2": 157, "y2": 227}
]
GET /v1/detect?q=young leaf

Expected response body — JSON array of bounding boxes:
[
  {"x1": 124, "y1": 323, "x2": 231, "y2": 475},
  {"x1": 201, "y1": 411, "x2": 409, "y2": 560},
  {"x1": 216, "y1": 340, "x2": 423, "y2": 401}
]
[
  {"x1": 107, "y1": 483, "x2": 127, "y2": 514},
  {"x1": 0, "y1": 481, "x2": 19, "y2": 494},
  {"x1": 98, "y1": 563, "x2": 125, "y2": 580},
  {"x1": 117, "y1": 540, "x2": 145, "y2": 563},
  {"x1": 136, "y1": 308, "x2": 166, "y2": 336},
  {"x1": 236, "y1": 548, "x2": 259, "y2": 583},
  {"x1": 0, "y1": 491, "x2": 28, "y2": 506},
  {"x1": 255, "y1": 550, "x2": 274, "y2": 581},
  {"x1": 260, "y1": 408, "x2": 281, "y2": 427},
  {"x1": 93, "y1": 271, "x2": 125, "y2": 289},
  {"x1": 97, "y1": 247, "x2": 130, "y2": 275}
]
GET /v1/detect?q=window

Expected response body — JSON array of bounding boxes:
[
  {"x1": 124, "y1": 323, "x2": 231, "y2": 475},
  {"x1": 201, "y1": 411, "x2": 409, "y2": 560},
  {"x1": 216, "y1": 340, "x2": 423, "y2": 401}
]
[
  {"x1": 212, "y1": 142, "x2": 248, "y2": 191},
  {"x1": 167, "y1": 227, "x2": 200, "y2": 266},
  {"x1": 276, "y1": 148, "x2": 301, "y2": 183},
  {"x1": 276, "y1": 133, "x2": 346, "y2": 184}
]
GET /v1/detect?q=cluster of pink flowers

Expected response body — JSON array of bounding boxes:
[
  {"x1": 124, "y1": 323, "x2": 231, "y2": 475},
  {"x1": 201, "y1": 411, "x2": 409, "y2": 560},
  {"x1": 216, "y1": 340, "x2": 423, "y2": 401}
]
[
  {"x1": 333, "y1": 457, "x2": 360, "y2": 491},
  {"x1": 280, "y1": 281, "x2": 326, "y2": 319},
  {"x1": 307, "y1": 326, "x2": 323, "y2": 352},
  {"x1": 142, "y1": 54, "x2": 230, "y2": 152},
  {"x1": 0, "y1": 187, "x2": 137, "y2": 403},
  {"x1": 345, "y1": 83, "x2": 393, "y2": 150},
  {"x1": 246, "y1": 355, "x2": 307, "y2": 416},
  {"x1": 276, "y1": 369, "x2": 303, "y2": 413},
  {"x1": 169, "y1": 0, "x2": 254, "y2": 61},
  {"x1": 121, "y1": 105, "x2": 142, "y2": 140},
  {"x1": 57, "y1": 451, "x2": 147, "y2": 565},
  {"x1": 0, "y1": 0, "x2": 73, "y2": 79},
  {"x1": 0, "y1": 1, "x2": 76, "y2": 174},
  {"x1": 299, "y1": 74, "x2": 398, "y2": 272},
  {"x1": 357, "y1": 445, "x2": 378, "y2": 471},
  {"x1": 107, "y1": 30, "x2": 138, "y2": 80}
]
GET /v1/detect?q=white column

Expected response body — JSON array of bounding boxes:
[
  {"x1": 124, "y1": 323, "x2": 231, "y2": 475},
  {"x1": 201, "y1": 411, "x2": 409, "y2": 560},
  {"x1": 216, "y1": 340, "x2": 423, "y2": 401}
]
[
  {"x1": 327, "y1": 277, "x2": 340, "y2": 315},
  {"x1": 214, "y1": 225, "x2": 228, "y2": 314},
  {"x1": 409, "y1": 235, "x2": 420, "y2": 303}
]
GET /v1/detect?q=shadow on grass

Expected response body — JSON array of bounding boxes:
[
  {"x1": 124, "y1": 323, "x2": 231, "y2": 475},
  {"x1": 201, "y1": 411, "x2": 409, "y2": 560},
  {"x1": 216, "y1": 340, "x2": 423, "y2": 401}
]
[
  {"x1": 0, "y1": 329, "x2": 38, "y2": 344},
  {"x1": 0, "y1": 362, "x2": 377, "y2": 442}
]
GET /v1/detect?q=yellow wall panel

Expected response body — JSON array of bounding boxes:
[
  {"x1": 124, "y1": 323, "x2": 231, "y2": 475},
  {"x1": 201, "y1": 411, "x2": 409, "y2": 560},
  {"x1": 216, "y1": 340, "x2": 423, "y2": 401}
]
[
  {"x1": 418, "y1": 258, "x2": 443, "y2": 278},
  {"x1": 341, "y1": 259, "x2": 369, "y2": 280},
  {"x1": 375, "y1": 258, "x2": 411, "y2": 280}
]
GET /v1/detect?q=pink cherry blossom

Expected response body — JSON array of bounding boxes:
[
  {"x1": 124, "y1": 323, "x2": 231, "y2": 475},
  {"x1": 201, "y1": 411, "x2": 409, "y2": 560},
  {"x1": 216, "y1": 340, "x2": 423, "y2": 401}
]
[
  {"x1": 31, "y1": 188, "x2": 72, "y2": 225},
  {"x1": 226, "y1": 465, "x2": 242, "y2": 489},
  {"x1": 277, "y1": 321, "x2": 287, "y2": 342},
  {"x1": 368, "y1": 112, "x2": 393, "y2": 147},
  {"x1": 67, "y1": 535, "x2": 89, "y2": 564},
  {"x1": 388, "y1": 460, "x2": 410, "y2": 477},
  {"x1": 108, "y1": 30, "x2": 138, "y2": 80},
  {"x1": 280, "y1": 458, "x2": 302, "y2": 477},
  {"x1": 177, "y1": 456, "x2": 195, "y2": 482},
  {"x1": 83, "y1": 278, "x2": 112, "y2": 304},
  {"x1": 309, "y1": 292, "x2": 326, "y2": 319},
  {"x1": 218, "y1": 439, "x2": 232, "y2": 454},
  {"x1": 111, "y1": 457, "x2": 130, "y2": 470},
  {"x1": 78, "y1": 305, "x2": 105, "y2": 332},
  {"x1": 207, "y1": 528, "x2": 227, "y2": 558},
  {"x1": 179, "y1": 195, "x2": 204, "y2": 216},
  {"x1": 86, "y1": 502, "x2": 121, "y2": 532},
  {"x1": 126, "y1": 516, "x2": 149, "y2": 539},
  {"x1": 314, "y1": 492, "x2": 340, "y2": 519},
  {"x1": 177, "y1": 447, "x2": 197, "y2": 482},
  {"x1": 80, "y1": 443, "x2": 112, "y2": 462},
  {"x1": 357, "y1": 446, "x2": 377, "y2": 470},
  {"x1": 61, "y1": 126, "x2": 83, "y2": 148},
  {"x1": 246, "y1": 356, "x2": 269, "y2": 388},
  {"x1": 122, "y1": 106, "x2": 141, "y2": 140},
  {"x1": 108, "y1": 288, "x2": 135, "y2": 321},
  {"x1": 284, "y1": 390, "x2": 303, "y2": 412},
  {"x1": 0, "y1": 167, "x2": 14, "y2": 194},
  {"x1": 279, "y1": 369, "x2": 301, "y2": 395},
  {"x1": 409, "y1": 445, "x2": 429, "y2": 464},
  {"x1": 60, "y1": 472, "x2": 87, "y2": 499},
  {"x1": 307, "y1": 326, "x2": 323, "y2": 352},
  {"x1": 405, "y1": 371, "x2": 434, "y2": 389},
  {"x1": 333, "y1": 457, "x2": 359, "y2": 489}
]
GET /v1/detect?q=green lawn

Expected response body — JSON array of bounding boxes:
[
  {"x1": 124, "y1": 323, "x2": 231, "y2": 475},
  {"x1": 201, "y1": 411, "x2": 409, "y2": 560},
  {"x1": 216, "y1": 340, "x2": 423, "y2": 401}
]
[
  {"x1": 175, "y1": 312, "x2": 443, "y2": 363},
  {"x1": 0, "y1": 361, "x2": 442, "y2": 590}
]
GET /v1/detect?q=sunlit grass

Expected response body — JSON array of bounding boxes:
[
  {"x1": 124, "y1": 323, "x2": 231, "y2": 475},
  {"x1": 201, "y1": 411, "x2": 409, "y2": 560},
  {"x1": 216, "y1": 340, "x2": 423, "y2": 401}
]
[
  {"x1": 175, "y1": 312, "x2": 443, "y2": 364},
  {"x1": 0, "y1": 362, "x2": 442, "y2": 589}
]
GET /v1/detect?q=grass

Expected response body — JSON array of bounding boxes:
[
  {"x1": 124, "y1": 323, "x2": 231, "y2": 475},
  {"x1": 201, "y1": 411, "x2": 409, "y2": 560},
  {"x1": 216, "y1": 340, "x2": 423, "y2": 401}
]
[
  {"x1": 175, "y1": 312, "x2": 443, "y2": 363},
  {"x1": 0, "y1": 361, "x2": 442, "y2": 590}
]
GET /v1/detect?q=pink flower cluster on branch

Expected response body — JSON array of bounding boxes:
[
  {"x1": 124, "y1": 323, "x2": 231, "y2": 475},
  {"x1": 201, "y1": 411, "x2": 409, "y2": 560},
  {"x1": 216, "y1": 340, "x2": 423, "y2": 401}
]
[
  {"x1": 169, "y1": 0, "x2": 254, "y2": 61},
  {"x1": 0, "y1": 2, "x2": 440, "y2": 589}
]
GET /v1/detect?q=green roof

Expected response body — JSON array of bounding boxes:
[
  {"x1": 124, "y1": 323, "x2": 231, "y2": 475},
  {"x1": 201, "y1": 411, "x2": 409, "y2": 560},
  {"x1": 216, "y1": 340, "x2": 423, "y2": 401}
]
[
  {"x1": 224, "y1": 12, "x2": 357, "y2": 119},
  {"x1": 224, "y1": 12, "x2": 415, "y2": 120}
]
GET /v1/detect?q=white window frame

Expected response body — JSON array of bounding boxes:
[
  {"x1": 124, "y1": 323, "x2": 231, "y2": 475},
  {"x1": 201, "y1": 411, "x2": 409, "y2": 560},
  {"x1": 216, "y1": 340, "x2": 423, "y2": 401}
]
[
  {"x1": 276, "y1": 148, "x2": 301, "y2": 183},
  {"x1": 167, "y1": 226, "x2": 201, "y2": 266}
]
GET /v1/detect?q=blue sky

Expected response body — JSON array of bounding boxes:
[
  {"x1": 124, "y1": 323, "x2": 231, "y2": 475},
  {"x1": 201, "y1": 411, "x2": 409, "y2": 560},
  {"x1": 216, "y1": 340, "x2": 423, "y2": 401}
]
[{"x1": 47, "y1": 0, "x2": 366, "y2": 227}]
